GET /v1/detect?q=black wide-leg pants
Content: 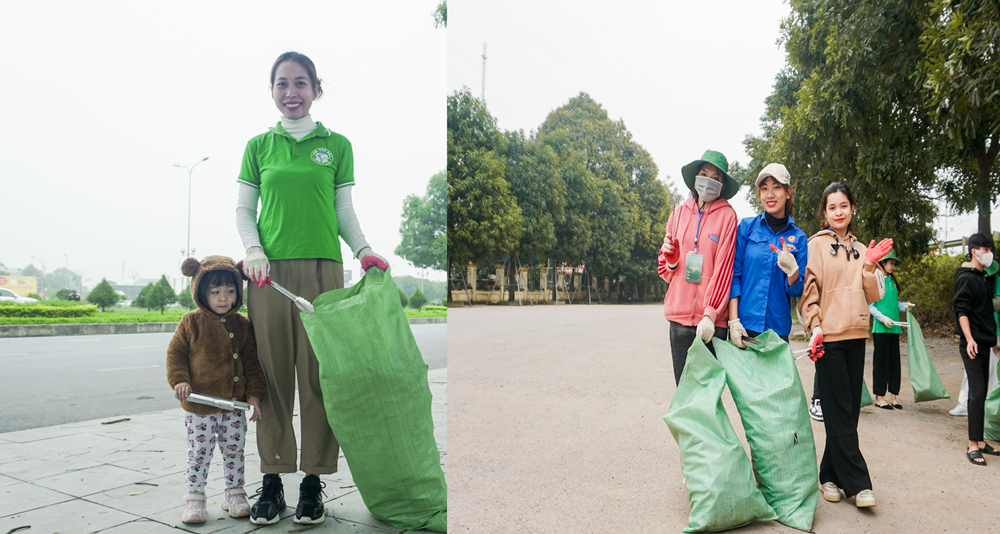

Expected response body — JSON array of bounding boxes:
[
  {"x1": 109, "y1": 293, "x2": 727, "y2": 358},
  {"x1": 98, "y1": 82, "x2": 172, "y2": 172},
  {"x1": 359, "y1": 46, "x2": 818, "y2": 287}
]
[
  {"x1": 816, "y1": 338, "x2": 872, "y2": 497},
  {"x1": 872, "y1": 332, "x2": 901, "y2": 397}
]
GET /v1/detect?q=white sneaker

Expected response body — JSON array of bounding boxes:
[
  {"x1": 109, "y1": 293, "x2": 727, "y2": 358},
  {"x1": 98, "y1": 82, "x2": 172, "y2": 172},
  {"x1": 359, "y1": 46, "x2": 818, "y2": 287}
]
[
  {"x1": 809, "y1": 399, "x2": 824, "y2": 421},
  {"x1": 821, "y1": 482, "x2": 841, "y2": 502},
  {"x1": 855, "y1": 489, "x2": 876, "y2": 508},
  {"x1": 949, "y1": 404, "x2": 968, "y2": 417}
]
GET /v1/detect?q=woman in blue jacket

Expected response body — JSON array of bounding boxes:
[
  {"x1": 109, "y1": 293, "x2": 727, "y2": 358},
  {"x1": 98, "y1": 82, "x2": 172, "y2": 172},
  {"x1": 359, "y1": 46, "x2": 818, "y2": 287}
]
[{"x1": 727, "y1": 163, "x2": 808, "y2": 345}]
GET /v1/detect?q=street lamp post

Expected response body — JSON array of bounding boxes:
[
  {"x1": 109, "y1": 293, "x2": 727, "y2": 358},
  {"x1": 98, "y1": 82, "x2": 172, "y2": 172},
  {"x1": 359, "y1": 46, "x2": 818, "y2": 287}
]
[{"x1": 173, "y1": 157, "x2": 209, "y2": 258}]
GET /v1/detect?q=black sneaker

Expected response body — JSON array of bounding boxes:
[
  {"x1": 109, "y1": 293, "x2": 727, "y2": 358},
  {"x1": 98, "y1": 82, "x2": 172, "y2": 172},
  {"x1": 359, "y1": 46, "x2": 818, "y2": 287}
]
[
  {"x1": 294, "y1": 474, "x2": 327, "y2": 524},
  {"x1": 250, "y1": 474, "x2": 286, "y2": 525}
]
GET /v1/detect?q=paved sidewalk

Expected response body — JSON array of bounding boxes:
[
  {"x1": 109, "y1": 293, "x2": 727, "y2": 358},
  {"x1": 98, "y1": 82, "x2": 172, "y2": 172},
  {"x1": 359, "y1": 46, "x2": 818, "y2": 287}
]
[{"x1": 0, "y1": 369, "x2": 446, "y2": 534}]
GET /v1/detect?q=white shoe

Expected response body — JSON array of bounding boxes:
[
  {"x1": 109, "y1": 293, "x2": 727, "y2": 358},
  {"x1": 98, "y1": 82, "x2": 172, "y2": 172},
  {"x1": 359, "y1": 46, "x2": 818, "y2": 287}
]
[
  {"x1": 855, "y1": 489, "x2": 876, "y2": 508},
  {"x1": 809, "y1": 399, "x2": 824, "y2": 421},
  {"x1": 821, "y1": 482, "x2": 841, "y2": 502},
  {"x1": 950, "y1": 405, "x2": 968, "y2": 417}
]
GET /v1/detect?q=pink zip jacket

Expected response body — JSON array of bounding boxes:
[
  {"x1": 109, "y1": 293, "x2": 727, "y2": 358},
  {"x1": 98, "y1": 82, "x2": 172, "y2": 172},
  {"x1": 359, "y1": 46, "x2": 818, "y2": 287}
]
[{"x1": 658, "y1": 197, "x2": 738, "y2": 328}]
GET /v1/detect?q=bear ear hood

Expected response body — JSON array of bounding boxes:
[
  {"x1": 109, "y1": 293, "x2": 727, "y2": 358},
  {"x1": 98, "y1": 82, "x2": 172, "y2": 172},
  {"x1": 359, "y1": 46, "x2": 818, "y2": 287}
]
[{"x1": 182, "y1": 256, "x2": 244, "y2": 317}]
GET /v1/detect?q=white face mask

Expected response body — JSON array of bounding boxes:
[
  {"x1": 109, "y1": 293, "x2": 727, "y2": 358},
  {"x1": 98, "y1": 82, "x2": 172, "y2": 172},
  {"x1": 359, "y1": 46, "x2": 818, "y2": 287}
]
[
  {"x1": 694, "y1": 175, "x2": 723, "y2": 202},
  {"x1": 977, "y1": 250, "x2": 994, "y2": 268}
]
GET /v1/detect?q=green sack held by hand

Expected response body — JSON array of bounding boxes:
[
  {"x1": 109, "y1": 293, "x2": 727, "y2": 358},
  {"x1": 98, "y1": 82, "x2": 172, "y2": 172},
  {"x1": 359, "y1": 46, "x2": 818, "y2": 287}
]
[
  {"x1": 664, "y1": 339, "x2": 776, "y2": 533},
  {"x1": 302, "y1": 268, "x2": 447, "y2": 532},
  {"x1": 984, "y1": 360, "x2": 1000, "y2": 441},
  {"x1": 906, "y1": 311, "x2": 949, "y2": 402},
  {"x1": 715, "y1": 331, "x2": 818, "y2": 532}
]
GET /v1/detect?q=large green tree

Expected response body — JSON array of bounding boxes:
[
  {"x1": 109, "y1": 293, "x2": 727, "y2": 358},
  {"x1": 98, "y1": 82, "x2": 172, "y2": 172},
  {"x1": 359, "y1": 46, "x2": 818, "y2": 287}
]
[
  {"x1": 537, "y1": 93, "x2": 672, "y2": 297},
  {"x1": 397, "y1": 171, "x2": 447, "y2": 273},
  {"x1": 447, "y1": 88, "x2": 522, "y2": 299},
  {"x1": 744, "y1": 0, "x2": 938, "y2": 258},
  {"x1": 921, "y1": 0, "x2": 1000, "y2": 234}
]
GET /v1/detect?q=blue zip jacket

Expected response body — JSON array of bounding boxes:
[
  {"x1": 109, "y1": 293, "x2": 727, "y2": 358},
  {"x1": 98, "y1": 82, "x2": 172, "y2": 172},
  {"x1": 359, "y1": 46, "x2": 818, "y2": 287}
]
[{"x1": 729, "y1": 214, "x2": 808, "y2": 336}]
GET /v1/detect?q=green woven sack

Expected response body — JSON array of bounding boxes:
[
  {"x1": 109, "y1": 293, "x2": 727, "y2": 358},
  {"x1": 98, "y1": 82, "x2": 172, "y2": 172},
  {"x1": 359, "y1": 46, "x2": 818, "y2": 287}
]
[
  {"x1": 664, "y1": 339, "x2": 776, "y2": 533},
  {"x1": 984, "y1": 361, "x2": 1000, "y2": 441},
  {"x1": 906, "y1": 311, "x2": 950, "y2": 402},
  {"x1": 861, "y1": 379, "x2": 873, "y2": 407},
  {"x1": 715, "y1": 331, "x2": 818, "y2": 532},
  {"x1": 301, "y1": 268, "x2": 447, "y2": 532}
]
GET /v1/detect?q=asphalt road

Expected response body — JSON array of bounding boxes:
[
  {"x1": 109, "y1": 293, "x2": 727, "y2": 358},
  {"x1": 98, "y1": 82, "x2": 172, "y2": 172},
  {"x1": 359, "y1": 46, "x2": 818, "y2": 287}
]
[{"x1": 0, "y1": 323, "x2": 446, "y2": 433}]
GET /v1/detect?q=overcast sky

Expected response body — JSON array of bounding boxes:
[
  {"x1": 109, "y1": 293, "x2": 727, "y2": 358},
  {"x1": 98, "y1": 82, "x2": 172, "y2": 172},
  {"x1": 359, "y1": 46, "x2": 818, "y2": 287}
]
[
  {"x1": 1, "y1": 0, "x2": 446, "y2": 290},
  {"x1": 447, "y1": 0, "x2": 989, "y2": 247}
]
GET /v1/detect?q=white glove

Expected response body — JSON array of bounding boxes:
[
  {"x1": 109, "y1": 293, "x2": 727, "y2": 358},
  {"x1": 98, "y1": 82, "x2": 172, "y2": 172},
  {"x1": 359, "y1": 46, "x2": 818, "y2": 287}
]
[
  {"x1": 881, "y1": 316, "x2": 895, "y2": 328},
  {"x1": 904, "y1": 302, "x2": 915, "y2": 311},
  {"x1": 776, "y1": 249, "x2": 798, "y2": 277},
  {"x1": 356, "y1": 246, "x2": 389, "y2": 272},
  {"x1": 729, "y1": 318, "x2": 748, "y2": 348},
  {"x1": 696, "y1": 315, "x2": 716, "y2": 344},
  {"x1": 243, "y1": 247, "x2": 270, "y2": 284}
]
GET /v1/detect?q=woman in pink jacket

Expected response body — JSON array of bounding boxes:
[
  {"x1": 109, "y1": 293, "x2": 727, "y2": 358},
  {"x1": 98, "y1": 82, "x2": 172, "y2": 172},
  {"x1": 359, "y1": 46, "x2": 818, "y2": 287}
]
[{"x1": 659, "y1": 150, "x2": 740, "y2": 385}]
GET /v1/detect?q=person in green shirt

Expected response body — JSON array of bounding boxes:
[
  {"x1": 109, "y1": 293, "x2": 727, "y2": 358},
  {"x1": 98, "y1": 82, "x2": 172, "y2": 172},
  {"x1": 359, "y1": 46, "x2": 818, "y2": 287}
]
[
  {"x1": 867, "y1": 250, "x2": 914, "y2": 409},
  {"x1": 235, "y1": 51, "x2": 389, "y2": 526}
]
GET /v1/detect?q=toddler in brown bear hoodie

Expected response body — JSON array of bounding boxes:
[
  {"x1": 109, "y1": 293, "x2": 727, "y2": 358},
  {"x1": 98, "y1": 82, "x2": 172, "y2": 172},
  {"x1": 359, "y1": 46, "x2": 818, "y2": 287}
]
[{"x1": 166, "y1": 255, "x2": 266, "y2": 524}]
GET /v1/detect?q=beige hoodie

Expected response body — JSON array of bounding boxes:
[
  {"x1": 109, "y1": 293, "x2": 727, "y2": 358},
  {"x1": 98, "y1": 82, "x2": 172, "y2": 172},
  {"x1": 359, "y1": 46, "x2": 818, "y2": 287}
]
[{"x1": 797, "y1": 230, "x2": 882, "y2": 342}]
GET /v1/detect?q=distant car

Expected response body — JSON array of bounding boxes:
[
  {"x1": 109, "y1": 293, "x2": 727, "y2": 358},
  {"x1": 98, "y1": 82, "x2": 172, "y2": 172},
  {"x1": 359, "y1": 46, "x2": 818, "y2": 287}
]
[{"x1": 0, "y1": 287, "x2": 39, "y2": 303}]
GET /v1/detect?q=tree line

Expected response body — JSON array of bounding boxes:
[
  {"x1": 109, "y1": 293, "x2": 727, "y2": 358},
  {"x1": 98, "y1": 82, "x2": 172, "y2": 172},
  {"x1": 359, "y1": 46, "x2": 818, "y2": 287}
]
[
  {"x1": 741, "y1": 0, "x2": 1000, "y2": 258},
  {"x1": 447, "y1": 89, "x2": 681, "y2": 302}
]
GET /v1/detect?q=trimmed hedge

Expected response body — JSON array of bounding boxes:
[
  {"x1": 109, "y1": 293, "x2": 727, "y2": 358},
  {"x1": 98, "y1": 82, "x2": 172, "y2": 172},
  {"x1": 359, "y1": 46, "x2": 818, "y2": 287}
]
[{"x1": 0, "y1": 303, "x2": 98, "y2": 318}]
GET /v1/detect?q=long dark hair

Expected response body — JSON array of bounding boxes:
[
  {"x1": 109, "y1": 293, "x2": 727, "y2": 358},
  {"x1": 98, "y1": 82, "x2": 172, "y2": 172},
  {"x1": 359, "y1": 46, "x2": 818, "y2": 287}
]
[{"x1": 817, "y1": 182, "x2": 856, "y2": 235}]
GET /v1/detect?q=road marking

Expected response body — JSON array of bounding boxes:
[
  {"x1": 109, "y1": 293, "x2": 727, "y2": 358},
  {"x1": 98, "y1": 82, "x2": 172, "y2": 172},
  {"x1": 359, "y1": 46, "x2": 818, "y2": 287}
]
[
  {"x1": 98, "y1": 365, "x2": 160, "y2": 372},
  {"x1": 119, "y1": 345, "x2": 159, "y2": 349},
  {"x1": 0, "y1": 353, "x2": 27, "y2": 356}
]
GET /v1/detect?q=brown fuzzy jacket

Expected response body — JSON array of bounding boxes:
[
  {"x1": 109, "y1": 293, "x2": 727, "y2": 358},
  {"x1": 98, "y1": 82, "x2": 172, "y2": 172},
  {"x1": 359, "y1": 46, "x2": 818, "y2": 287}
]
[
  {"x1": 166, "y1": 256, "x2": 266, "y2": 415},
  {"x1": 797, "y1": 229, "x2": 882, "y2": 342}
]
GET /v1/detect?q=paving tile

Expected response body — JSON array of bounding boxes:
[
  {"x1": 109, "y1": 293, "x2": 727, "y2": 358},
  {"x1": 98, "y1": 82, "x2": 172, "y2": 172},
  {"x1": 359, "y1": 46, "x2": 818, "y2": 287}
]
[
  {"x1": 0, "y1": 474, "x2": 19, "y2": 488},
  {"x1": 0, "y1": 481, "x2": 75, "y2": 517},
  {"x1": 84, "y1": 475, "x2": 190, "y2": 518},
  {"x1": 33, "y1": 464, "x2": 159, "y2": 498},
  {"x1": 95, "y1": 518, "x2": 186, "y2": 533},
  {"x1": 324, "y1": 489, "x2": 404, "y2": 532},
  {"x1": 0, "y1": 440, "x2": 56, "y2": 465},
  {"x1": 0, "y1": 453, "x2": 104, "y2": 481},
  {"x1": 0, "y1": 497, "x2": 140, "y2": 533}
]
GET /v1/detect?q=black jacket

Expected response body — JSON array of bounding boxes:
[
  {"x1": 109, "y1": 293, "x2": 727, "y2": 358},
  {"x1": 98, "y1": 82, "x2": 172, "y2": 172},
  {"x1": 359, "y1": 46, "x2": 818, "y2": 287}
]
[{"x1": 953, "y1": 265, "x2": 998, "y2": 348}]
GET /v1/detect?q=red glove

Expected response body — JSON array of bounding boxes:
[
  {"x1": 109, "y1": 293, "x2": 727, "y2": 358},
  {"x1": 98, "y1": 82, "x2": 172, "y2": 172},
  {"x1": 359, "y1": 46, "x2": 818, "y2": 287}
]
[
  {"x1": 808, "y1": 327, "x2": 824, "y2": 361},
  {"x1": 865, "y1": 238, "x2": 893, "y2": 264},
  {"x1": 661, "y1": 234, "x2": 680, "y2": 265}
]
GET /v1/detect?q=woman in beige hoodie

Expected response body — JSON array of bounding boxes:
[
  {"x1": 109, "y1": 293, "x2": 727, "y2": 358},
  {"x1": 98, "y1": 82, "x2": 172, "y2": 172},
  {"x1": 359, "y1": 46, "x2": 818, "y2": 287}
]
[{"x1": 798, "y1": 182, "x2": 892, "y2": 509}]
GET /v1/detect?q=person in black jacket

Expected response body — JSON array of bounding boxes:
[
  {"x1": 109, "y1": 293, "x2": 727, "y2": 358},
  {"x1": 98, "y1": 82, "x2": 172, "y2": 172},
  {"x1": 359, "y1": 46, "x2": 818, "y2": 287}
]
[{"x1": 953, "y1": 232, "x2": 1000, "y2": 466}]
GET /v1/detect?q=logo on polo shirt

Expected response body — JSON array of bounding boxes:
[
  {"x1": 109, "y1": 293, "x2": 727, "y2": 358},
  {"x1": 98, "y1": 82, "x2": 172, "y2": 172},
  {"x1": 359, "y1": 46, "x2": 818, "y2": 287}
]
[{"x1": 311, "y1": 148, "x2": 333, "y2": 166}]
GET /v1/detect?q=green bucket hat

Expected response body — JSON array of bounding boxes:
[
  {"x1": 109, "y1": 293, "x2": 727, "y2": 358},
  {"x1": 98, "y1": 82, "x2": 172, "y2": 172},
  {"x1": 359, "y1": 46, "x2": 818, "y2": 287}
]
[
  {"x1": 879, "y1": 249, "x2": 899, "y2": 263},
  {"x1": 681, "y1": 150, "x2": 741, "y2": 200}
]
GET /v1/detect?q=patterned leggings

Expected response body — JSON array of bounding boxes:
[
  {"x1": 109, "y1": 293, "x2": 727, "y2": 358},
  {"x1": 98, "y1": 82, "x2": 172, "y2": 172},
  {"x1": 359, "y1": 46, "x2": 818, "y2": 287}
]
[{"x1": 184, "y1": 410, "x2": 247, "y2": 493}]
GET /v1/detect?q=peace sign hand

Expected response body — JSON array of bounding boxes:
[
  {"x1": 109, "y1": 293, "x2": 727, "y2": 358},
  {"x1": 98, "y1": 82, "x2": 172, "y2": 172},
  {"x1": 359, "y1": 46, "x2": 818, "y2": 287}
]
[{"x1": 769, "y1": 237, "x2": 798, "y2": 277}]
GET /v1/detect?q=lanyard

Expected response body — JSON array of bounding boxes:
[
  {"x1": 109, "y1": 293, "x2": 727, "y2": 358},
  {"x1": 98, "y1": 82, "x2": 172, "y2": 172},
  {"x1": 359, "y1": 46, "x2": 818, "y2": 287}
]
[{"x1": 693, "y1": 208, "x2": 705, "y2": 253}]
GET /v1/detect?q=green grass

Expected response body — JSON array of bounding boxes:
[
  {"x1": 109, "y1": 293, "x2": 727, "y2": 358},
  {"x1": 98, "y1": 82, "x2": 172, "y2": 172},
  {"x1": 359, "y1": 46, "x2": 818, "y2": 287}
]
[{"x1": 0, "y1": 306, "x2": 445, "y2": 325}]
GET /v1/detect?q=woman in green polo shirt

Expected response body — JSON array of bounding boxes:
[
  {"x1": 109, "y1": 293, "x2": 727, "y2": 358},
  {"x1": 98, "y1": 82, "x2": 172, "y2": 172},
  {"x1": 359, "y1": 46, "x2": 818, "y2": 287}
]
[
  {"x1": 868, "y1": 249, "x2": 914, "y2": 409},
  {"x1": 235, "y1": 51, "x2": 388, "y2": 526}
]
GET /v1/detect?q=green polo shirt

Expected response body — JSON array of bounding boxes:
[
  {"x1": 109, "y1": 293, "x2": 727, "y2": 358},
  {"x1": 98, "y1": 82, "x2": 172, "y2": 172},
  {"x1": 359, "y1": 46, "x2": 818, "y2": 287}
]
[{"x1": 238, "y1": 122, "x2": 355, "y2": 262}]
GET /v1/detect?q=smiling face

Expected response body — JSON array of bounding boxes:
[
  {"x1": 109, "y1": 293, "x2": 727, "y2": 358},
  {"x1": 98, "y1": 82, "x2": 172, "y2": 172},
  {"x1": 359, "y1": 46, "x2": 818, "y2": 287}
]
[
  {"x1": 206, "y1": 283, "x2": 236, "y2": 314},
  {"x1": 271, "y1": 60, "x2": 318, "y2": 120},
  {"x1": 758, "y1": 176, "x2": 790, "y2": 217},
  {"x1": 824, "y1": 191, "x2": 853, "y2": 235}
]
